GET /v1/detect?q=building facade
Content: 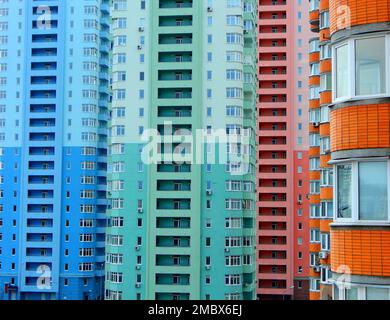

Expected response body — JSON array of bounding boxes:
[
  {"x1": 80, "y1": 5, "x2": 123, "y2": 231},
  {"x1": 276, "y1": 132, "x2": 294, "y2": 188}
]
[
  {"x1": 257, "y1": 0, "x2": 312, "y2": 300},
  {"x1": 105, "y1": 0, "x2": 258, "y2": 300},
  {"x1": 309, "y1": 0, "x2": 390, "y2": 300},
  {"x1": 308, "y1": 0, "x2": 333, "y2": 300},
  {"x1": 0, "y1": 0, "x2": 110, "y2": 300}
]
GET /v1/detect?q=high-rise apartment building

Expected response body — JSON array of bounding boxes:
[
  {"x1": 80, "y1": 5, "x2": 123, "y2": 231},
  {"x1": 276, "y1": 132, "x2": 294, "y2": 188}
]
[
  {"x1": 0, "y1": 1, "x2": 110, "y2": 300},
  {"x1": 257, "y1": 0, "x2": 312, "y2": 300},
  {"x1": 308, "y1": 0, "x2": 332, "y2": 300},
  {"x1": 105, "y1": 0, "x2": 258, "y2": 300},
  {"x1": 309, "y1": 0, "x2": 390, "y2": 300}
]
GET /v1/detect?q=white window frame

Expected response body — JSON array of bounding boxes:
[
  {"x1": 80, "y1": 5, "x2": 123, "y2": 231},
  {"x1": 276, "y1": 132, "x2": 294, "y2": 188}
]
[
  {"x1": 333, "y1": 283, "x2": 390, "y2": 300},
  {"x1": 332, "y1": 33, "x2": 390, "y2": 103},
  {"x1": 333, "y1": 158, "x2": 390, "y2": 224}
]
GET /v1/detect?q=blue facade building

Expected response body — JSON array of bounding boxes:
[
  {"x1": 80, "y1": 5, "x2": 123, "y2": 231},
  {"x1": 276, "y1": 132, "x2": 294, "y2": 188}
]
[{"x1": 0, "y1": 0, "x2": 110, "y2": 300}]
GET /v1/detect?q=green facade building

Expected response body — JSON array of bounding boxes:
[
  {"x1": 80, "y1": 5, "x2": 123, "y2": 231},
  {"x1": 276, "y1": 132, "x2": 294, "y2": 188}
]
[{"x1": 105, "y1": 0, "x2": 258, "y2": 300}]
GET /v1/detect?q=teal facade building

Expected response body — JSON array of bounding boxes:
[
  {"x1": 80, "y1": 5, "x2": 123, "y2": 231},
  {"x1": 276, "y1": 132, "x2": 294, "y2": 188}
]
[{"x1": 105, "y1": 0, "x2": 258, "y2": 300}]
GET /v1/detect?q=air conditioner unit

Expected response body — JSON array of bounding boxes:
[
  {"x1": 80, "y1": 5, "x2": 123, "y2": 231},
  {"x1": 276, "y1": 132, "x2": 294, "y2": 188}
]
[
  {"x1": 136, "y1": 264, "x2": 141, "y2": 270},
  {"x1": 313, "y1": 122, "x2": 320, "y2": 127},
  {"x1": 319, "y1": 251, "x2": 328, "y2": 259},
  {"x1": 205, "y1": 265, "x2": 211, "y2": 270},
  {"x1": 137, "y1": 45, "x2": 143, "y2": 50},
  {"x1": 298, "y1": 200, "x2": 302, "y2": 205},
  {"x1": 314, "y1": 266, "x2": 321, "y2": 272},
  {"x1": 224, "y1": 248, "x2": 230, "y2": 253},
  {"x1": 135, "y1": 283, "x2": 141, "y2": 288},
  {"x1": 138, "y1": 27, "x2": 144, "y2": 32},
  {"x1": 137, "y1": 208, "x2": 143, "y2": 214},
  {"x1": 135, "y1": 245, "x2": 141, "y2": 251},
  {"x1": 206, "y1": 189, "x2": 212, "y2": 196},
  {"x1": 207, "y1": 7, "x2": 213, "y2": 12}
]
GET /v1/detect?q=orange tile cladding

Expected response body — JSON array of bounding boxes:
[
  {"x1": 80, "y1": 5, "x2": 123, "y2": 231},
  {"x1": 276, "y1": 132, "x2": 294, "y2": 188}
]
[
  {"x1": 329, "y1": 0, "x2": 390, "y2": 35},
  {"x1": 331, "y1": 229, "x2": 390, "y2": 277},
  {"x1": 320, "y1": 59, "x2": 332, "y2": 73},
  {"x1": 320, "y1": 0, "x2": 330, "y2": 11},
  {"x1": 330, "y1": 104, "x2": 390, "y2": 152},
  {"x1": 310, "y1": 292, "x2": 321, "y2": 300},
  {"x1": 310, "y1": 10, "x2": 320, "y2": 22},
  {"x1": 320, "y1": 187, "x2": 333, "y2": 200}
]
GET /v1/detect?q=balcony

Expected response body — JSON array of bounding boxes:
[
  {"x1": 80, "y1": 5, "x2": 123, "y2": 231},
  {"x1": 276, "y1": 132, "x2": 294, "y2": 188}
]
[
  {"x1": 155, "y1": 255, "x2": 191, "y2": 267},
  {"x1": 158, "y1": 70, "x2": 192, "y2": 81},
  {"x1": 159, "y1": 34, "x2": 192, "y2": 45},
  {"x1": 158, "y1": 52, "x2": 192, "y2": 64},
  {"x1": 156, "y1": 274, "x2": 190, "y2": 286},
  {"x1": 156, "y1": 236, "x2": 191, "y2": 248},
  {"x1": 157, "y1": 180, "x2": 191, "y2": 192},
  {"x1": 158, "y1": 88, "x2": 192, "y2": 100},
  {"x1": 159, "y1": 16, "x2": 193, "y2": 27},
  {"x1": 156, "y1": 199, "x2": 191, "y2": 210},
  {"x1": 156, "y1": 217, "x2": 191, "y2": 229},
  {"x1": 159, "y1": 0, "x2": 193, "y2": 9}
]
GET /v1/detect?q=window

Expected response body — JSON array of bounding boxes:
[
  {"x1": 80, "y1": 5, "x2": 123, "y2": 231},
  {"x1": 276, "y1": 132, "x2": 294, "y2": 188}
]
[
  {"x1": 320, "y1": 169, "x2": 333, "y2": 186},
  {"x1": 366, "y1": 287, "x2": 389, "y2": 300},
  {"x1": 310, "y1": 229, "x2": 320, "y2": 243},
  {"x1": 337, "y1": 164, "x2": 352, "y2": 219},
  {"x1": 336, "y1": 160, "x2": 389, "y2": 222},
  {"x1": 334, "y1": 35, "x2": 388, "y2": 101},
  {"x1": 310, "y1": 278, "x2": 320, "y2": 292},
  {"x1": 356, "y1": 37, "x2": 386, "y2": 96},
  {"x1": 335, "y1": 44, "x2": 349, "y2": 99},
  {"x1": 333, "y1": 284, "x2": 390, "y2": 300},
  {"x1": 321, "y1": 201, "x2": 334, "y2": 218},
  {"x1": 319, "y1": 11, "x2": 329, "y2": 29},
  {"x1": 320, "y1": 233, "x2": 330, "y2": 251},
  {"x1": 359, "y1": 161, "x2": 388, "y2": 220}
]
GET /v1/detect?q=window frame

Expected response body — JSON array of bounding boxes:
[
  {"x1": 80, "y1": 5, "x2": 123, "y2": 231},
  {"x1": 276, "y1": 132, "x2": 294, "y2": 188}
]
[
  {"x1": 333, "y1": 284, "x2": 390, "y2": 300},
  {"x1": 333, "y1": 158, "x2": 390, "y2": 224},
  {"x1": 332, "y1": 33, "x2": 390, "y2": 103}
]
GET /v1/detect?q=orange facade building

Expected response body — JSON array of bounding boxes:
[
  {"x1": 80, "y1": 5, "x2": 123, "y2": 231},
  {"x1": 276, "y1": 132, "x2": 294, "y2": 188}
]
[{"x1": 309, "y1": 0, "x2": 390, "y2": 300}]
